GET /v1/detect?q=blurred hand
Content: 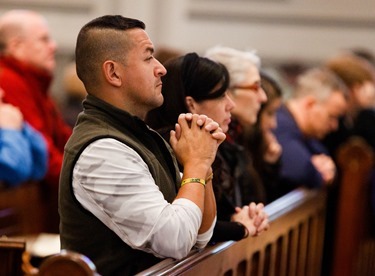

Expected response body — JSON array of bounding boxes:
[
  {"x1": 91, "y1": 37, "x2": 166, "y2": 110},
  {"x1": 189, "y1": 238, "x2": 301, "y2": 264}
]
[
  {"x1": 0, "y1": 103, "x2": 23, "y2": 130},
  {"x1": 311, "y1": 154, "x2": 336, "y2": 185},
  {"x1": 232, "y1": 202, "x2": 270, "y2": 238},
  {"x1": 263, "y1": 130, "x2": 282, "y2": 164}
]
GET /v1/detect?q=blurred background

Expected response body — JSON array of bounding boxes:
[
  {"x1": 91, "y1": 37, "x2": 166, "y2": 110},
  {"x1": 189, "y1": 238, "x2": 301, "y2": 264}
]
[{"x1": 1, "y1": 0, "x2": 374, "y2": 108}]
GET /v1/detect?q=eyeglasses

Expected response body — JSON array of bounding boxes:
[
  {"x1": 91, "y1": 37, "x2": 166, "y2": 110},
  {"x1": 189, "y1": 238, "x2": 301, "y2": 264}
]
[{"x1": 232, "y1": 82, "x2": 262, "y2": 93}]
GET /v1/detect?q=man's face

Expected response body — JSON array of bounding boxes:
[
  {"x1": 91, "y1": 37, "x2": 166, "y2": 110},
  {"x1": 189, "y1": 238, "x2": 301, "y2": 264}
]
[
  {"x1": 19, "y1": 16, "x2": 57, "y2": 73},
  {"x1": 120, "y1": 29, "x2": 167, "y2": 118},
  {"x1": 230, "y1": 65, "x2": 267, "y2": 126},
  {"x1": 309, "y1": 91, "x2": 347, "y2": 139}
]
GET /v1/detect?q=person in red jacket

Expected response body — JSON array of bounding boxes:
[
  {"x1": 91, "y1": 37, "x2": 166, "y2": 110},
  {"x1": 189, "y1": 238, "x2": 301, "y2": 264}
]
[{"x1": 0, "y1": 9, "x2": 72, "y2": 232}]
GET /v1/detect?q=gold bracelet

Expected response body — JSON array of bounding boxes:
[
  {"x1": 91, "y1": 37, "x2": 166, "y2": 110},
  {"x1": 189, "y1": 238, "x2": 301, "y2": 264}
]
[
  {"x1": 181, "y1": 178, "x2": 206, "y2": 187},
  {"x1": 205, "y1": 173, "x2": 213, "y2": 183}
]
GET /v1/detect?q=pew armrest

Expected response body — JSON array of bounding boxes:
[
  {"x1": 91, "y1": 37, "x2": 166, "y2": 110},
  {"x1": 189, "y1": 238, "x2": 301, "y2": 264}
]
[{"x1": 36, "y1": 250, "x2": 98, "y2": 276}]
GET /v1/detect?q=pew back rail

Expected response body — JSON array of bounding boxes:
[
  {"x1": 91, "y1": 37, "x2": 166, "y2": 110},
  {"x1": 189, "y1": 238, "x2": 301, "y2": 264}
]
[{"x1": 139, "y1": 187, "x2": 327, "y2": 276}]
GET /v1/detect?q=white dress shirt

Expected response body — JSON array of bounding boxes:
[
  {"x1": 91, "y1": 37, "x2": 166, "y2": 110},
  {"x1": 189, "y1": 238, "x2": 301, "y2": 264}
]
[{"x1": 73, "y1": 138, "x2": 215, "y2": 260}]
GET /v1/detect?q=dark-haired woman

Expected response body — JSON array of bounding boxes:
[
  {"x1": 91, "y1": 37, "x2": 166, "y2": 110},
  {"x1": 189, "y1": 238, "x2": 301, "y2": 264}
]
[{"x1": 147, "y1": 53, "x2": 269, "y2": 242}]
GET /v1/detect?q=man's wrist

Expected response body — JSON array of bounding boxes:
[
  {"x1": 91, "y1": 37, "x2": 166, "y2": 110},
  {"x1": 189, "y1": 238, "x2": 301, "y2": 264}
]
[
  {"x1": 183, "y1": 164, "x2": 211, "y2": 180},
  {"x1": 205, "y1": 173, "x2": 213, "y2": 183}
]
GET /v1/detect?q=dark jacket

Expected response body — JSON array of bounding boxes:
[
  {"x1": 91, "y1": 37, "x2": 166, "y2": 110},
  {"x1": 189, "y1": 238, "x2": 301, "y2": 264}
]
[
  {"x1": 59, "y1": 95, "x2": 180, "y2": 276},
  {"x1": 275, "y1": 105, "x2": 328, "y2": 195}
]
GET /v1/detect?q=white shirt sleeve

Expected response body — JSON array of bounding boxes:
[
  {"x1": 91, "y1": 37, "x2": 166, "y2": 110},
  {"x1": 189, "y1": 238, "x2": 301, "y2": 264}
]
[{"x1": 73, "y1": 138, "x2": 214, "y2": 259}]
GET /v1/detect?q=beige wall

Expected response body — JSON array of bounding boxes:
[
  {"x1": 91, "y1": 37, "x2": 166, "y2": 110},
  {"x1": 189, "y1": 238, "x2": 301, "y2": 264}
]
[{"x1": 1, "y1": 0, "x2": 374, "y2": 102}]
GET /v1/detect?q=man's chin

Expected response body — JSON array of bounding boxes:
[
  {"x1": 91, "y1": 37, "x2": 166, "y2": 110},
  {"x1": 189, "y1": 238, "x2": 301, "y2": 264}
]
[
  {"x1": 150, "y1": 95, "x2": 164, "y2": 110},
  {"x1": 157, "y1": 94, "x2": 164, "y2": 106}
]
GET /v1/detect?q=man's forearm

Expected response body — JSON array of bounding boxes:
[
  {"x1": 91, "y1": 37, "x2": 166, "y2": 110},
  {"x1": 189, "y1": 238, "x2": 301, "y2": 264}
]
[{"x1": 198, "y1": 178, "x2": 216, "y2": 234}]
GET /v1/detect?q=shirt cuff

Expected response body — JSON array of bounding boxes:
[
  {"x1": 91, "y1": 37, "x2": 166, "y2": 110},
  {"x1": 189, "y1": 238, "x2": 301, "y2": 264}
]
[{"x1": 195, "y1": 216, "x2": 217, "y2": 249}]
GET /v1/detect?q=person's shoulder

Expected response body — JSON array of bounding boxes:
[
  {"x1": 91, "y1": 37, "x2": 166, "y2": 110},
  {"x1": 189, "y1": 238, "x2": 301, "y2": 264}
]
[
  {"x1": 0, "y1": 63, "x2": 30, "y2": 90},
  {"x1": 0, "y1": 64, "x2": 23, "y2": 80},
  {"x1": 357, "y1": 108, "x2": 375, "y2": 122},
  {"x1": 275, "y1": 107, "x2": 299, "y2": 136},
  {"x1": 276, "y1": 105, "x2": 293, "y2": 125}
]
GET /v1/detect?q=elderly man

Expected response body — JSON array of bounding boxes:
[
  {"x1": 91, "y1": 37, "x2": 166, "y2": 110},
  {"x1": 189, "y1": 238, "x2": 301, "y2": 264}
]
[
  {"x1": 274, "y1": 67, "x2": 348, "y2": 195},
  {"x1": 0, "y1": 9, "x2": 72, "y2": 231},
  {"x1": 0, "y1": 10, "x2": 71, "y2": 187}
]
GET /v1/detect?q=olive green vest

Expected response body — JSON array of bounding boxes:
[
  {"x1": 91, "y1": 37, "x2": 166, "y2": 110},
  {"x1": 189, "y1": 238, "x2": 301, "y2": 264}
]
[{"x1": 59, "y1": 95, "x2": 180, "y2": 276}]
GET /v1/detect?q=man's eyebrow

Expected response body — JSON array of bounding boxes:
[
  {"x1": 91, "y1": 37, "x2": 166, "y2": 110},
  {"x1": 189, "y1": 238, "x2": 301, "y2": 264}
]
[{"x1": 145, "y1": 47, "x2": 154, "y2": 55}]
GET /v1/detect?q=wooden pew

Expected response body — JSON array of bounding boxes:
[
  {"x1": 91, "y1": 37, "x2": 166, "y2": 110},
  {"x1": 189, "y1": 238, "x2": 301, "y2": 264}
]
[
  {"x1": 0, "y1": 181, "x2": 58, "y2": 236},
  {"x1": 23, "y1": 250, "x2": 98, "y2": 276},
  {"x1": 139, "y1": 187, "x2": 327, "y2": 276},
  {"x1": 0, "y1": 237, "x2": 26, "y2": 276},
  {"x1": 331, "y1": 137, "x2": 375, "y2": 276},
  {"x1": 0, "y1": 187, "x2": 326, "y2": 275}
]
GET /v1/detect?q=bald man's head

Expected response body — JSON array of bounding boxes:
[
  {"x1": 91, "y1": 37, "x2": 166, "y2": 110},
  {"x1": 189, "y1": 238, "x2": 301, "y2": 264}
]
[{"x1": 0, "y1": 10, "x2": 57, "y2": 73}]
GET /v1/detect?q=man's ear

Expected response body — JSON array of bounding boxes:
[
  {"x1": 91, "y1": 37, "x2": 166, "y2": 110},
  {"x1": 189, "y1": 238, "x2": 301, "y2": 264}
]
[
  {"x1": 185, "y1": 96, "x2": 196, "y2": 113},
  {"x1": 304, "y1": 95, "x2": 317, "y2": 110},
  {"x1": 103, "y1": 60, "x2": 121, "y2": 87},
  {"x1": 7, "y1": 37, "x2": 24, "y2": 58}
]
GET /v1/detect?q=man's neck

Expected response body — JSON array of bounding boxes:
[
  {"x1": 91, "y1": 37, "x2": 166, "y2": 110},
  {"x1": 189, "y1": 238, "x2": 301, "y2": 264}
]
[{"x1": 286, "y1": 100, "x2": 309, "y2": 137}]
